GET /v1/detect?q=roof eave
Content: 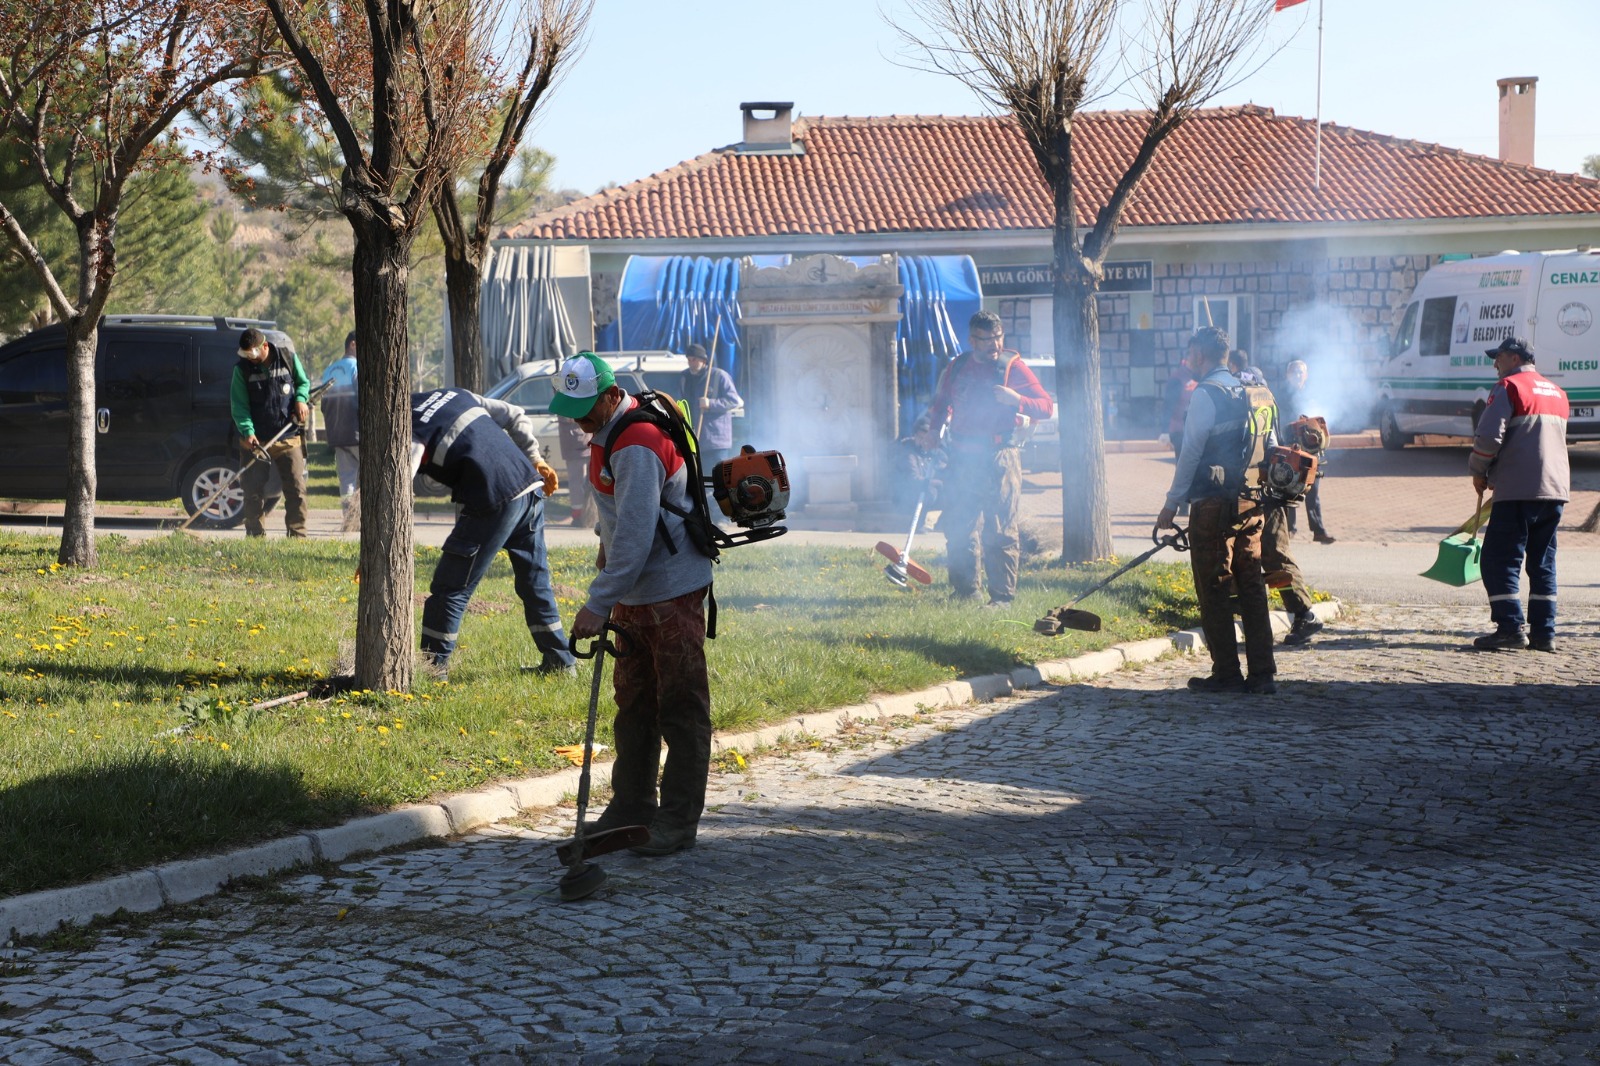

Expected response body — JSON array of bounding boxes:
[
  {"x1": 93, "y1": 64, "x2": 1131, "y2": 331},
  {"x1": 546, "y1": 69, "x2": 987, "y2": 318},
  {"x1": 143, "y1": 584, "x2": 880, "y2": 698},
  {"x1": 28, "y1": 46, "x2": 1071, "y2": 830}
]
[{"x1": 495, "y1": 213, "x2": 1600, "y2": 256}]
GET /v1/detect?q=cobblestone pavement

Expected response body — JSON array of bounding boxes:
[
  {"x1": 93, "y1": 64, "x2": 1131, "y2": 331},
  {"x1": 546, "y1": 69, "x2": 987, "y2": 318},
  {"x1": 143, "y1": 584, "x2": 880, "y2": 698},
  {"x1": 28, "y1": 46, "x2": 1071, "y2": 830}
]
[{"x1": 4, "y1": 604, "x2": 1599, "y2": 1065}]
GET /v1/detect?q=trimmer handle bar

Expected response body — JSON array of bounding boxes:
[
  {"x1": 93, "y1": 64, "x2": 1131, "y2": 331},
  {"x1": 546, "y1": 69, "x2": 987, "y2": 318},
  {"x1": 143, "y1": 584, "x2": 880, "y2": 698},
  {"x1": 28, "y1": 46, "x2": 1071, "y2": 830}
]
[{"x1": 568, "y1": 622, "x2": 631, "y2": 660}]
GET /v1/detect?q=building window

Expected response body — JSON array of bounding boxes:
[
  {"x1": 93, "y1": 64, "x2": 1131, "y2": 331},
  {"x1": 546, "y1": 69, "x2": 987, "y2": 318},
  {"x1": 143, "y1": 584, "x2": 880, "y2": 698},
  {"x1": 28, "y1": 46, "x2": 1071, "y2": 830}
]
[
  {"x1": 997, "y1": 298, "x2": 1033, "y2": 356},
  {"x1": 1193, "y1": 295, "x2": 1254, "y2": 353}
]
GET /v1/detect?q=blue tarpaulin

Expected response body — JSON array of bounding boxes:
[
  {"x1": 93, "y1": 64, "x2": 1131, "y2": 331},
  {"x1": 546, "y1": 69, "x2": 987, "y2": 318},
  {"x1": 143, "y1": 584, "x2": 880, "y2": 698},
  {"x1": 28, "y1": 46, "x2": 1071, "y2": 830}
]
[{"x1": 604, "y1": 254, "x2": 979, "y2": 430}]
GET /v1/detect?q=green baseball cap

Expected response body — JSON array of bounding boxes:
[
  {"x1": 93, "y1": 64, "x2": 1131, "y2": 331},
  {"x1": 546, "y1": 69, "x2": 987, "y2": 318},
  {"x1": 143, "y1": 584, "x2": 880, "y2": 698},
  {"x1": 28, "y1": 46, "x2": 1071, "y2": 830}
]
[{"x1": 549, "y1": 352, "x2": 617, "y2": 418}]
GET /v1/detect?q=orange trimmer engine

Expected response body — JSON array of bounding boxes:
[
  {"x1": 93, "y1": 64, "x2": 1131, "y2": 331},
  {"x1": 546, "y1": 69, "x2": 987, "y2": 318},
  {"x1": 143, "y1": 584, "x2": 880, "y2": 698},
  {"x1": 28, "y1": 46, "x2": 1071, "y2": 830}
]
[
  {"x1": 711, "y1": 446, "x2": 790, "y2": 529},
  {"x1": 1257, "y1": 416, "x2": 1326, "y2": 504}
]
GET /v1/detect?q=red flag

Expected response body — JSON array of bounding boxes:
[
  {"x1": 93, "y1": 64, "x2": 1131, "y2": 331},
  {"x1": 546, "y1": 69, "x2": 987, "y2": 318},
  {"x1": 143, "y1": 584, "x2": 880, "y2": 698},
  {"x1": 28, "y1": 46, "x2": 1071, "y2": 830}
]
[{"x1": 1274, "y1": 0, "x2": 1309, "y2": 9}]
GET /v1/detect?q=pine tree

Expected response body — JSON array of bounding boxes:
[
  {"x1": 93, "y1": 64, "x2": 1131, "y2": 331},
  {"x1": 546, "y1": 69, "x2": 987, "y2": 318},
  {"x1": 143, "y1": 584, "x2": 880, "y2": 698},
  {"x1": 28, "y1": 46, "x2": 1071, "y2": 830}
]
[
  {"x1": 108, "y1": 164, "x2": 218, "y2": 315},
  {"x1": 265, "y1": 248, "x2": 354, "y2": 373}
]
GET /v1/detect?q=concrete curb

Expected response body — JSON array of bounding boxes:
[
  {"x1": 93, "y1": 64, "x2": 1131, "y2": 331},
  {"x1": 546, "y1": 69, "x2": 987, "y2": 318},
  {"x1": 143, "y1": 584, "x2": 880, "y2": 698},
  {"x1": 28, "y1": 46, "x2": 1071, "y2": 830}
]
[{"x1": 1, "y1": 600, "x2": 1344, "y2": 941}]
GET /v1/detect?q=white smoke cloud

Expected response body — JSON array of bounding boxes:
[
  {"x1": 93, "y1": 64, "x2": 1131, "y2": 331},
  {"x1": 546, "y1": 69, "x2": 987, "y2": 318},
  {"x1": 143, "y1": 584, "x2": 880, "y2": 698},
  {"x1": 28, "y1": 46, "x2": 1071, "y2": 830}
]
[{"x1": 1271, "y1": 302, "x2": 1385, "y2": 433}]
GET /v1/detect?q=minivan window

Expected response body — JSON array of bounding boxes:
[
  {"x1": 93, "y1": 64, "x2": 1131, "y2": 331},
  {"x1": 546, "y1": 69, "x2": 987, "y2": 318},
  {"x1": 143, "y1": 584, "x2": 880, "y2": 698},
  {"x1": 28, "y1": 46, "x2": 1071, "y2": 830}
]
[
  {"x1": 1418, "y1": 296, "x2": 1457, "y2": 357},
  {"x1": 1392, "y1": 301, "x2": 1419, "y2": 359},
  {"x1": 102, "y1": 339, "x2": 187, "y2": 403},
  {"x1": 504, "y1": 377, "x2": 556, "y2": 413},
  {"x1": 0, "y1": 346, "x2": 68, "y2": 404}
]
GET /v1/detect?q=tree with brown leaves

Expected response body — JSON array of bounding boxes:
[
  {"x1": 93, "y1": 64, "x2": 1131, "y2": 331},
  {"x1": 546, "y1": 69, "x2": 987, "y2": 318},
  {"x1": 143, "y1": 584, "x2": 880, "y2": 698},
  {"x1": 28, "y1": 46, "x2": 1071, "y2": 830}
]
[
  {"x1": 433, "y1": 0, "x2": 590, "y2": 394},
  {"x1": 893, "y1": 0, "x2": 1281, "y2": 562},
  {"x1": 0, "y1": 3, "x2": 270, "y2": 568},
  {"x1": 263, "y1": 0, "x2": 541, "y2": 691}
]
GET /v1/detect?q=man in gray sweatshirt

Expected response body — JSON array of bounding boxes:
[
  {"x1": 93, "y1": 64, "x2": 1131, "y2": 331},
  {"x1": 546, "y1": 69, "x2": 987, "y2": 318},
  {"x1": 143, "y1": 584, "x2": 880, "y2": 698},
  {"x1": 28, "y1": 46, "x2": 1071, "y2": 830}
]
[
  {"x1": 1468, "y1": 337, "x2": 1570, "y2": 652},
  {"x1": 1155, "y1": 327, "x2": 1276, "y2": 694},
  {"x1": 555, "y1": 353, "x2": 714, "y2": 857}
]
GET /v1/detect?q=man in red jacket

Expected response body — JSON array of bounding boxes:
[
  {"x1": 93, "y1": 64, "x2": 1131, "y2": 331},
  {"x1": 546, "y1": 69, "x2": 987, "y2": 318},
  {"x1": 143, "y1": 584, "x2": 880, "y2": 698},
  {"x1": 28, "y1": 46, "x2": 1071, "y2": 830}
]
[
  {"x1": 1468, "y1": 336, "x2": 1570, "y2": 652},
  {"x1": 916, "y1": 311, "x2": 1053, "y2": 607}
]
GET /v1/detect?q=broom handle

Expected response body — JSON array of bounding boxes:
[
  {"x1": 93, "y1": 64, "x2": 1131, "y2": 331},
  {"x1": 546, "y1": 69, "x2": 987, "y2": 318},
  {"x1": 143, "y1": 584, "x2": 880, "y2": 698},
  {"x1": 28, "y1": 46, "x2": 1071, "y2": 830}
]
[
  {"x1": 1454, "y1": 489, "x2": 1489, "y2": 541},
  {"x1": 694, "y1": 319, "x2": 722, "y2": 439}
]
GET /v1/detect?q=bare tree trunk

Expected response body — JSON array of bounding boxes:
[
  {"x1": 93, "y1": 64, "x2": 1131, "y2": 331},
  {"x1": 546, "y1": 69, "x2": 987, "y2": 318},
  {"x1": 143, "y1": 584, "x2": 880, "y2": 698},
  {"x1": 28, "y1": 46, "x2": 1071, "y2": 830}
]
[
  {"x1": 352, "y1": 235, "x2": 416, "y2": 693},
  {"x1": 59, "y1": 321, "x2": 98, "y2": 568},
  {"x1": 1052, "y1": 199, "x2": 1112, "y2": 563},
  {"x1": 443, "y1": 242, "x2": 485, "y2": 393}
]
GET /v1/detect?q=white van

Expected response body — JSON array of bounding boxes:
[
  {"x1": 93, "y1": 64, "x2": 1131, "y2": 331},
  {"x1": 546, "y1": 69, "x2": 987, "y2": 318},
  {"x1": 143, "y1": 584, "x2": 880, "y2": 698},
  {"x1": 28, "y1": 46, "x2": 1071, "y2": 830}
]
[{"x1": 1377, "y1": 249, "x2": 1599, "y2": 449}]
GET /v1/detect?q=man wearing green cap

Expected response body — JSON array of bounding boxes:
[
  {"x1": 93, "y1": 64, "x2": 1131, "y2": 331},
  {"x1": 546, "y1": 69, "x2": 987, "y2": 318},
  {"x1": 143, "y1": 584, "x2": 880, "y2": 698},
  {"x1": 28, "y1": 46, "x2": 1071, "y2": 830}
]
[{"x1": 553, "y1": 352, "x2": 714, "y2": 857}]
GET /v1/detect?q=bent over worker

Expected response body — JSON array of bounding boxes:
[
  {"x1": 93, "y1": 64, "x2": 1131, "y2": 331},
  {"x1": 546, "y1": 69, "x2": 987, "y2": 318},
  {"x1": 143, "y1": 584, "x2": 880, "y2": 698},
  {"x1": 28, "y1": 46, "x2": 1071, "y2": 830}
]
[
  {"x1": 916, "y1": 310, "x2": 1053, "y2": 607},
  {"x1": 554, "y1": 352, "x2": 714, "y2": 858},
  {"x1": 411, "y1": 388, "x2": 575, "y2": 680}
]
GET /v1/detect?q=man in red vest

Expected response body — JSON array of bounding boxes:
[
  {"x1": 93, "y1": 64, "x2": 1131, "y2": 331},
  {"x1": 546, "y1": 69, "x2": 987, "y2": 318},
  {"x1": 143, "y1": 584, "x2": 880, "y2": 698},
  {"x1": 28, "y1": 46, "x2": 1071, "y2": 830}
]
[
  {"x1": 915, "y1": 311, "x2": 1053, "y2": 607},
  {"x1": 1468, "y1": 337, "x2": 1570, "y2": 652}
]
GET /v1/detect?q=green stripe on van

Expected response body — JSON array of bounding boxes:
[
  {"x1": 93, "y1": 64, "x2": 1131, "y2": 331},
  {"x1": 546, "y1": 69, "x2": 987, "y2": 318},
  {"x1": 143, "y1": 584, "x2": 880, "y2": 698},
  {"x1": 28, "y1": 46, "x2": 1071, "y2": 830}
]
[{"x1": 1377, "y1": 378, "x2": 1494, "y2": 391}]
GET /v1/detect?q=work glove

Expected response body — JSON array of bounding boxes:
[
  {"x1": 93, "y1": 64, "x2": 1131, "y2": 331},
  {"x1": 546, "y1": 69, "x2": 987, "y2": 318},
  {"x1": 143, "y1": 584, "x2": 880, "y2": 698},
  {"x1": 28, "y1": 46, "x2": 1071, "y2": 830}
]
[{"x1": 535, "y1": 460, "x2": 559, "y2": 496}]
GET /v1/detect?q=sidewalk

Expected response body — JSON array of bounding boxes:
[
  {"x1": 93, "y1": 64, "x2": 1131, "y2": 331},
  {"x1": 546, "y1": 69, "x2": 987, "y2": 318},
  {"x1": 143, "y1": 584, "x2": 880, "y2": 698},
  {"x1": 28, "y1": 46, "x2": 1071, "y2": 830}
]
[{"x1": 2, "y1": 603, "x2": 1596, "y2": 1063}]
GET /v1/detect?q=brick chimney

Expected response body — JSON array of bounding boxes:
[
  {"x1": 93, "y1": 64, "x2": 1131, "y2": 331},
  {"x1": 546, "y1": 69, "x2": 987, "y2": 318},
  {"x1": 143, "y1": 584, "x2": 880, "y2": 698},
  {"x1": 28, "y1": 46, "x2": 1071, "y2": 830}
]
[
  {"x1": 737, "y1": 102, "x2": 800, "y2": 155},
  {"x1": 1497, "y1": 77, "x2": 1537, "y2": 166}
]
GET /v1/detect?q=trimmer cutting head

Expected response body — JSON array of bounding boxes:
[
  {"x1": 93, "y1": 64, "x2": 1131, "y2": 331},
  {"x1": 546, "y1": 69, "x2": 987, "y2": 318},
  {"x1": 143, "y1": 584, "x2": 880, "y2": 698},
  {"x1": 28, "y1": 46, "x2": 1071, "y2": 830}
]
[
  {"x1": 558, "y1": 861, "x2": 607, "y2": 902},
  {"x1": 884, "y1": 562, "x2": 909, "y2": 588},
  {"x1": 1033, "y1": 607, "x2": 1101, "y2": 635}
]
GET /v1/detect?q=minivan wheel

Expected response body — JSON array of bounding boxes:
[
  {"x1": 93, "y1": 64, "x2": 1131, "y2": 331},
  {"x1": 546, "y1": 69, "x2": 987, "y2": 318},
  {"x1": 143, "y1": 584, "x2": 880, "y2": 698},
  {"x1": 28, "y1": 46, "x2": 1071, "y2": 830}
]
[
  {"x1": 180, "y1": 457, "x2": 247, "y2": 529},
  {"x1": 1378, "y1": 406, "x2": 1413, "y2": 451}
]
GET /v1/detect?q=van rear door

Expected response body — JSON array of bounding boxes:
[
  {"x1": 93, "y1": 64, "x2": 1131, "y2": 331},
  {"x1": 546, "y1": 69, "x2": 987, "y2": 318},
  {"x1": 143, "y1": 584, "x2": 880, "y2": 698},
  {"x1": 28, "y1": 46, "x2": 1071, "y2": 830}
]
[{"x1": 1532, "y1": 253, "x2": 1600, "y2": 438}]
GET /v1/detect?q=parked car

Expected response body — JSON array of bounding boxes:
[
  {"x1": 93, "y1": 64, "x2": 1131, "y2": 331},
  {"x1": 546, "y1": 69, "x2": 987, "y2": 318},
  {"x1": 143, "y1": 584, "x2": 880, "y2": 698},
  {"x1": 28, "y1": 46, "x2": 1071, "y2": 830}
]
[
  {"x1": 1377, "y1": 248, "x2": 1600, "y2": 449},
  {"x1": 1021, "y1": 357, "x2": 1060, "y2": 472},
  {"x1": 483, "y1": 350, "x2": 706, "y2": 460},
  {"x1": 0, "y1": 315, "x2": 292, "y2": 528}
]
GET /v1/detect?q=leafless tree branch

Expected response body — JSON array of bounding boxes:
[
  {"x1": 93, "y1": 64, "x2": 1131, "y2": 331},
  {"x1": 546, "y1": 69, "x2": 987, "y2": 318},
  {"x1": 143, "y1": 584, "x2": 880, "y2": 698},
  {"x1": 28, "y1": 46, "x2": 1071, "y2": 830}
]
[{"x1": 887, "y1": 0, "x2": 1292, "y2": 562}]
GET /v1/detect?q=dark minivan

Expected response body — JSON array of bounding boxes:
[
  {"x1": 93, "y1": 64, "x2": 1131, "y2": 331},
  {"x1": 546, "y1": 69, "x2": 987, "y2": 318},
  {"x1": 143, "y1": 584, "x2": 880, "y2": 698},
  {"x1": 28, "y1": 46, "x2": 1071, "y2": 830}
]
[{"x1": 0, "y1": 314, "x2": 294, "y2": 528}]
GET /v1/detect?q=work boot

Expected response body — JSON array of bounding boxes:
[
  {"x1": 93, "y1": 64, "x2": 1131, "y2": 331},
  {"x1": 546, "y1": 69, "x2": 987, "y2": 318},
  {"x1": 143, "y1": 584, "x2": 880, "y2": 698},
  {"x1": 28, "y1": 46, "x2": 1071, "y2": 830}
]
[
  {"x1": 1528, "y1": 635, "x2": 1556, "y2": 653},
  {"x1": 1313, "y1": 531, "x2": 1337, "y2": 545},
  {"x1": 1472, "y1": 629, "x2": 1527, "y2": 652},
  {"x1": 425, "y1": 653, "x2": 450, "y2": 683},
  {"x1": 589, "y1": 801, "x2": 655, "y2": 834},
  {"x1": 985, "y1": 596, "x2": 1013, "y2": 609},
  {"x1": 1187, "y1": 672, "x2": 1245, "y2": 693},
  {"x1": 1283, "y1": 613, "x2": 1324, "y2": 646},
  {"x1": 1243, "y1": 674, "x2": 1278, "y2": 695},
  {"x1": 630, "y1": 821, "x2": 697, "y2": 857}
]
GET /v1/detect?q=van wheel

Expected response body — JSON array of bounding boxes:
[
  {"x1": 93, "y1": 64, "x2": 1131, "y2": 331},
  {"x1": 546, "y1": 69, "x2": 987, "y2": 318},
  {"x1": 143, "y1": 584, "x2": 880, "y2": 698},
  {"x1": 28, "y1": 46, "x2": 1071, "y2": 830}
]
[
  {"x1": 1379, "y1": 406, "x2": 1413, "y2": 451},
  {"x1": 180, "y1": 457, "x2": 247, "y2": 529}
]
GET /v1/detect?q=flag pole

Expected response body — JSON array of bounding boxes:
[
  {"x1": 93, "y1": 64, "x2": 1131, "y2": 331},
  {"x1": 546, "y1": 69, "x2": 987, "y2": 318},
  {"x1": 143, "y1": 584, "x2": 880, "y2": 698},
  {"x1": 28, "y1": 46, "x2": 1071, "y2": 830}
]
[{"x1": 1314, "y1": 0, "x2": 1324, "y2": 191}]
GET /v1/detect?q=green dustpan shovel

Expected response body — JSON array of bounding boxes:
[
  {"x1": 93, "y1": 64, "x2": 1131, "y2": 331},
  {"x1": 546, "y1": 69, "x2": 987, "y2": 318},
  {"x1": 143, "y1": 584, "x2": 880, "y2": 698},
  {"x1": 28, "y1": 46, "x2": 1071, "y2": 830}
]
[{"x1": 1421, "y1": 492, "x2": 1490, "y2": 587}]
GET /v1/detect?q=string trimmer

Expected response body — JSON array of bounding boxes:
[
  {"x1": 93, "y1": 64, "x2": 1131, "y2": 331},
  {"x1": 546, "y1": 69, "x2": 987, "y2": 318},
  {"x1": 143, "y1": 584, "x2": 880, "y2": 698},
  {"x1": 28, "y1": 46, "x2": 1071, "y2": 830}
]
[
  {"x1": 179, "y1": 379, "x2": 330, "y2": 532},
  {"x1": 875, "y1": 431, "x2": 944, "y2": 588},
  {"x1": 1034, "y1": 526, "x2": 1190, "y2": 635},
  {"x1": 554, "y1": 623, "x2": 648, "y2": 902}
]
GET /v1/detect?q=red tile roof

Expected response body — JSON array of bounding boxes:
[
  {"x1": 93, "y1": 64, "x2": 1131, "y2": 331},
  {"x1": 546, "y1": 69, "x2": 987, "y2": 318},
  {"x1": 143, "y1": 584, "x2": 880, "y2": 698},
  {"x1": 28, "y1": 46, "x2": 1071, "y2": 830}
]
[{"x1": 504, "y1": 106, "x2": 1600, "y2": 241}]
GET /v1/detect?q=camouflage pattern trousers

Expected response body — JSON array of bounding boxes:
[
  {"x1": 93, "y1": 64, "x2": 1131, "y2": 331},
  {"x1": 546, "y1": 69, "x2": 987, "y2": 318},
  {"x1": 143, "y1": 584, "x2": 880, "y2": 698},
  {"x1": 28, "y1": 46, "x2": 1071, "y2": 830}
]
[
  {"x1": 607, "y1": 586, "x2": 712, "y2": 832},
  {"x1": 1260, "y1": 501, "x2": 1313, "y2": 617},
  {"x1": 1188, "y1": 495, "x2": 1276, "y2": 680}
]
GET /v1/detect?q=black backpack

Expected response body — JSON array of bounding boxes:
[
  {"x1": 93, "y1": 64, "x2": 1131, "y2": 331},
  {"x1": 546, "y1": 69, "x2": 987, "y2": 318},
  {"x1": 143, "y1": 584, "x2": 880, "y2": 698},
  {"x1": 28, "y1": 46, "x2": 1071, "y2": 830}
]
[
  {"x1": 599, "y1": 390, "x2": 722, "y2": 562},
  {"x1": 599, "y1": 391, "x2": 724, "y2": 635}
]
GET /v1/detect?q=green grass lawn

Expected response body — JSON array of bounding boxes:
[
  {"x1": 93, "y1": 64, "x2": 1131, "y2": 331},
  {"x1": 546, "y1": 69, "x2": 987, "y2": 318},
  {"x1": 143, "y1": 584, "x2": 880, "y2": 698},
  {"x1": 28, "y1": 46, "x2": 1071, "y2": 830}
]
[{"x1": 0, "y1": 532, "x2": 1201, "y2": 897}]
